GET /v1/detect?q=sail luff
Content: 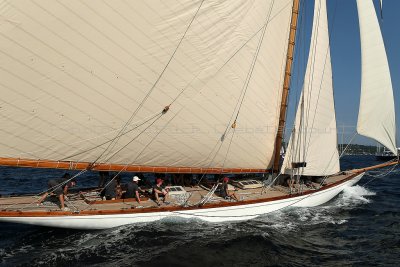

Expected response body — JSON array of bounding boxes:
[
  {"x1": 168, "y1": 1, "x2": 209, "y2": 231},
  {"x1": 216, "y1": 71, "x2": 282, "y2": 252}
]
[
  {"x1": 281, "y1": 0, "x2": 340, "y2": 176},
  {"x1": 0, "y1": 157, "x2": 269, "y2": 174},
  {"x1": 356, "y1": 0, "x2": 397, "y2": 155},
  {"x1": 273, "y1": 0, "x2": 301, "y2": 172}
]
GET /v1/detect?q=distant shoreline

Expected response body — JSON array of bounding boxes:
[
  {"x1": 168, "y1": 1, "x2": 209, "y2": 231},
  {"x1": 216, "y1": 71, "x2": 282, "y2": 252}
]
[{"x1": 337, "y1": 144, "x2": 377, "y2": 155}]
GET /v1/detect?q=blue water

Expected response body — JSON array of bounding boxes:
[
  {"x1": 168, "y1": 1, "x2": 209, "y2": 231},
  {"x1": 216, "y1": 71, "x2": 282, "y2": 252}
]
[{"x1": 0, "y1": 156, "x2": 399, "y2": 266}]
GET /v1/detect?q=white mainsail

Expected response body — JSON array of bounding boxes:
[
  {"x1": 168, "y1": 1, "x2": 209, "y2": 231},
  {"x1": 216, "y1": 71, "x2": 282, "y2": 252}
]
[
  {"x1": 282, "y1": 0, "x2": 340, "y2": 176},
  {"x1": 356, "y1": 0, "x2": 397, "y2": 155},
  {"x1": 0, "y1": 0, "x2": 294, "y2": 170}
]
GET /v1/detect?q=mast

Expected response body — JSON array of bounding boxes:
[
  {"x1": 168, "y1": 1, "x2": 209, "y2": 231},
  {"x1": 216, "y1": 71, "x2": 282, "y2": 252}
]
[{"x1": 272, "y1": 0, "x2": 300, "y2": 172}]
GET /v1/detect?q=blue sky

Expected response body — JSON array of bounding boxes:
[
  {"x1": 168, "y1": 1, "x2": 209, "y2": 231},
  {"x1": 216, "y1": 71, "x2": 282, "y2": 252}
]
[{"x1": 286, "y1": 0, "x2": 400, "y2": 147}]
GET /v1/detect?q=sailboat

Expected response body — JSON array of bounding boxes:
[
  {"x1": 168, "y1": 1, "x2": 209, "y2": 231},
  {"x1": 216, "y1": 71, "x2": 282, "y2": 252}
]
[{"x1": 0, "y1": 0, "x2": 398, "y2": 230}]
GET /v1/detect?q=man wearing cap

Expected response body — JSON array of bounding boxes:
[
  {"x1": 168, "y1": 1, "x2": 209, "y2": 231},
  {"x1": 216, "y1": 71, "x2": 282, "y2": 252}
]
[
  {"x1": 153, "y1": 178, "x2": 169, "y2": 206},
  {"x1": 123, "y1": 176, "x2": 142, "y2": 204}
]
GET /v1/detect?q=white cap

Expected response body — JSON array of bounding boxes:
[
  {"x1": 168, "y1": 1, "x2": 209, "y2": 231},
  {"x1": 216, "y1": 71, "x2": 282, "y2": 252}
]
[{"x1": 133, "y1": 176, "x2": 140, "y2": 182}]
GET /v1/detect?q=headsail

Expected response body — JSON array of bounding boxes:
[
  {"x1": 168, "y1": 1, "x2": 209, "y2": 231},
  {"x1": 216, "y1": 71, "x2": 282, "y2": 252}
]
[
  {"x1": 281, "y1": 0, "x2": 340, "y2": 176},
  {"x1": 356, "y1": 0, "x2": 397, "y2": 155},
  {"x1": 0, "y1": 1, "x2": 294, "y2": 172}
]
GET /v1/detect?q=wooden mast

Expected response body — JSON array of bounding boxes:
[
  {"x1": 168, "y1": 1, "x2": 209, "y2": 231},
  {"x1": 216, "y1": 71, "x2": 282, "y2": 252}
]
[{"x1": 272, "y1": 0, "x2": 300, "y2": 173}]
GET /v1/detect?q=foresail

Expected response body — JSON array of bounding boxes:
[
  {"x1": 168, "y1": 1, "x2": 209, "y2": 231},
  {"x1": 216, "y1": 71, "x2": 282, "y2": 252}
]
[
  {"x1": 0, "y1": 0, "x2": 293, "y2": 171},
  {"x1": 356, "y1": 0, "x2": 397, "y2": 155},
  {"x1": 282, "y1": 0, "x2": 340, "y2": 176}
]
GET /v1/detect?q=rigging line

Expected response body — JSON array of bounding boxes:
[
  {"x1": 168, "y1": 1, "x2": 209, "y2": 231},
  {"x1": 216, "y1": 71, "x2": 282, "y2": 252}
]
[
  {"x1": 291, "y1": 15, "x2": 308, "y2": 174},
  {"x1": 275, "y1": 0, "x2": 307, "y2": 172},
  {"x1": 87, "y1": 111, "x2": 188, "y2": 210},
  {"x1": 291, "y1": 10, "x2": 318, "y2": 171},
  {"x1": 91, "y1": 0, "x2": 205, "y2": 164},
  {"x1": 83, "y1": 111, "x2": 186, "y2": 210},
  {"x1": 204, "y1": 0, "x2": 276, "y2": 165},
  {"x1": 362, "y1": 164, "x2": 398, "y2": 187},
  {"x1": 364, "y1": 164, "x2": 398, "y2": 178},
  {"x1": 318, "y1": 132, "x2": 358, "y2": 187},
  {"x1": 300, "y1": 0, "x2": 322, "y2": 167},
  {"x1": 197, "y1": 1, "x2": 276, "y2": 185},
  {"x1": 196, "y1": 130, "x2": 239, "y2": 205},
  {"x1": 220, "y1": 128, "x2": 237, "y2": 173},
  {"x1": 88, "y1": 100, "x2": 189, "y2": 209},
  {"x1": 225, "y1": 0, "x2": 275, "y2": 133},
  {"x1": 261, "y1": 172, "x2": 283, "y2": 195},
  {"x1": 283, "y1": 0, "x2": 306, "y2": 174},
  {"x1": 196, "y1": 132, "x2": 234, "y2": 186},
  {"x1": 4, "y1": 169, "x2": 87, "y2": 211},
  {"x1": 339, "y1": 133, "x2": 357, "y2": 158},
  {"x1": 292, "y1": 1, "x2": 324, "y2": 171},
  {"x1": 59, "y1": 111, "x2": 163, "y2": 161},
  {"x1": 233, "y1": 0, "x2": 275, "y2": 123},
  {"x1": 303, "y1": 0, "x2": 339, "y2": 162},
  {"x1": 103, "y1": 112, "x2": 164, "y2": 163},
  {"x1": 203, "y1": 1, "x2": 275, "y2": 174}
]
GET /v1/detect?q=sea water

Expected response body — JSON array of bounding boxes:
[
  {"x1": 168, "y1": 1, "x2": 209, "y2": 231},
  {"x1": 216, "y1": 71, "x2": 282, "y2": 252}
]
[{"x1": 0, "y1": 156, "x2": 399, "y2": 266}]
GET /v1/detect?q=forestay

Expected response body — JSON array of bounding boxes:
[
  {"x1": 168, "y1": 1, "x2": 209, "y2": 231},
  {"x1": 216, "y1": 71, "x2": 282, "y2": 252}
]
[
  {"x1": 0, "y1": 0, "x2": 294, "y2": 170},
  {"x1": 282, "y1": 0, "x2": 340, "y2": 176},
  {"x1": 356, "y1": 0, "x2": 397, "y2": 155}
]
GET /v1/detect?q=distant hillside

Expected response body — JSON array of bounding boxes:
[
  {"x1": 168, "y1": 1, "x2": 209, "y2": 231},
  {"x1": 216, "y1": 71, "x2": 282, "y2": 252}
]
[{"x1": 338, "y1": 144, "x2": 376, "y2": 155}]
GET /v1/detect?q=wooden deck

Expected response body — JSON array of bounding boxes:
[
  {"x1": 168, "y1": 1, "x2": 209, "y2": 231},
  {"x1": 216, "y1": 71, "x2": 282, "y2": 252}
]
[{"x1": 0, "y1": 173, "x2": 352, "y2": 214}]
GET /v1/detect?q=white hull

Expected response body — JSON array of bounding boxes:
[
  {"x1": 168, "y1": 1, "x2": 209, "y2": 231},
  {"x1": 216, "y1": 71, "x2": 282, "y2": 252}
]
[{"x1": 0, "y1": 173, "x2": 364, "y2": 230}]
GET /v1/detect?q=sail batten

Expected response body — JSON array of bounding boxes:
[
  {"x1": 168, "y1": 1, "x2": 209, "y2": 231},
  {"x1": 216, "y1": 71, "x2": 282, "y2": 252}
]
[
  {"x1": 281, "y1": 0, "x2": 340, "y2": 176},
  {"x1": 356, "y1": 0, "x2": 397, "y2": 155}
]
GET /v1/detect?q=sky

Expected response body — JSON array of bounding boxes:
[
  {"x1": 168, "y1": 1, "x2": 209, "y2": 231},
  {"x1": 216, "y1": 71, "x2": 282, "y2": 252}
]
[{"x1": 285, "y1": 0, "x2": 400, "y2": 147}]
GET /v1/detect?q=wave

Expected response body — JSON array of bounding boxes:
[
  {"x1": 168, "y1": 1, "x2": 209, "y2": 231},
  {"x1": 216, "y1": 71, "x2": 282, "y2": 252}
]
[{"x1": 336, "y1": 185, "x2": 376, "y2": 207}]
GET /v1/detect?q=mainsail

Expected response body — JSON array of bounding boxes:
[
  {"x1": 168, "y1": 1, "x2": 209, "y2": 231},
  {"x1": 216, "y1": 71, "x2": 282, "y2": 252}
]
[
  {"x1": 282, "y1": 0, "x2": 340, "y2": 176},
  {"x1": 356, "y1": 0, "x2": 397, "y2": 155},
  {"x1": 0, "y1": 0, "x2": 295, "y2": 172}
]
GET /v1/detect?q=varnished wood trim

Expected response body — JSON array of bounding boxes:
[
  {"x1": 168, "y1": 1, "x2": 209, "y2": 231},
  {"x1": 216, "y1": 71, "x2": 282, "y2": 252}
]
[
  {"x1": 351, "y1": 160, "x2": 398, "y2": 173},
  {"x1": 0, "y1": 157, "x2": 269, "y2": 174},
  {"x1": 0, "y1": 173, "x2": 361, "y2": 217}
]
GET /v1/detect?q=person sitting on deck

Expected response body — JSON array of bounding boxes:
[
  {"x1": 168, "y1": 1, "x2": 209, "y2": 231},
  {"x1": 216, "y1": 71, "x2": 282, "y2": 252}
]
[
  {"x1": 37, "y1": 173, "x2": 77, "y2": 211},
  {"x1": 220, "y1": 177, "x2": 239, "y2": 201},
  {"x1": 102, "y1": 175, "x2": 121, "y2": 200},
  {"x1": 153, "y1": 178, "x2": 169, "y2": 206},
  {"x1": 122, "y1": 176, "x2": 143, "y2": 204}
]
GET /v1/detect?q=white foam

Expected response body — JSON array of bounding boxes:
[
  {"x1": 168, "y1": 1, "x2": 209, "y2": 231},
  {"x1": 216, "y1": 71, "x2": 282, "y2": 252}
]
[{"x1": 337, "y1": 185, "x2": 376, "y2": 207}]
